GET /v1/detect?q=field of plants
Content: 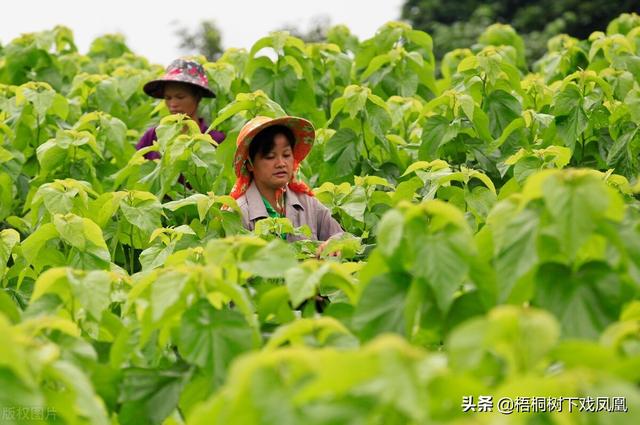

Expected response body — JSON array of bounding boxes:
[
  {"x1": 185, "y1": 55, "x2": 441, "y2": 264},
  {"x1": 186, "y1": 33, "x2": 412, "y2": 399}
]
[{"x1": 2, "y1": 12, "x2": 640, "y2": 424}]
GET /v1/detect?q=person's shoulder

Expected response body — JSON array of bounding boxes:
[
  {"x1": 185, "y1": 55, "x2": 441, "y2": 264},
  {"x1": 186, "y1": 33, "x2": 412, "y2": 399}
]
[
  {"x1": 136, "y1": 126, "x2": 158, "y2": 149},
  {"x1": 235, "y1": 194, "x2": 249, "y2": 209},
  {"x1": 294, "y1": 192, "x2": 330, "y2": 214},
  {"x1": 142, "y1": 126, "x2": 158, "y2": 138},
  {"x1": 305, "y1": 194, "x2": 329, "y2": 210},
  {"x1": 198, "y1": 118, "x2": 225, "y2": 143}
]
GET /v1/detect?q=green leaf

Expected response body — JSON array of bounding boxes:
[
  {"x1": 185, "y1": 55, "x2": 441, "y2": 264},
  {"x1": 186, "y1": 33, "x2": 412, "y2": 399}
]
[
  {"x1": 553, "y1": 83, "x2": 588, "y2": 150},
  {"x1": 257, "y1": 285, "x2": 295, "y2": 324},
  {"x1": 48, "y1": 360, "x2": 110, "y2": 425},
  {"x1": 339, "y1": 185, "x2": 367, "y2": 223},
  {"x1": 488, "y1": 206, "x2": 540, "y2": 302},
  {"x1": 365, "y1": 101, "x2": 391, "y2": 141},
  {"x1": 178, "y1": 300, "x2": 255, "y2": 383},
  {"x1": 0, "y1": 290, "x2": 21, "y2": 323},
  {"x1": 542, "y1": 172, "x2": 612, "y2": 260},
  {"x1": 483, "y1": 90, "x2": 522, "y2": 138},
  {"x1": 285, "y1": 265, "x2": 320, "y2": 308},
  {"x1": 53, "y1": 214, "x2": 110, "y2": 264},
  {"x1": 150, "y1": 270, "x2": 190, "y2": 323},
  {"x1": 412, "y1": 232, "x2": 469, "y2": 312},
  {"x1": 238, "y1": 239, "x2": 297, "y2": 278},
  {"x1": 448, "y1": 305, "x2": 560, "y2": 373},
  {"x1": 139, "y1": 241, "x2": 177, "y2": 271},
  {"x1": 18, "y1": 82, "x2": 56, "y2": 117},
  {"x1": 318, "y1": 234, "x2": 362, "y2": 260},
  {"x1": 341, "y1": 85, "x2": 369, "y2": 118},
  {"x1": 265, "y1": 317, "x2": 352, "y2": 349},
  {"x1": 361, "y1": 53, "x2": 392, "y2": 80},
  {"x1": 376, "y1": 209, "x2": 404, "y2": 258},
  {"x1": 534, "y1": 262, "x2": 622, "y2": 339},
  {"x1": 490, "y1": 117, "x2": 525, "y2": 150},
  {"x1": 21, "y1": 223, "x2": 61, "y2": 270},
  {"x1": 322, "y1": 128, "x2": 360, "y2": 181},
  {"x1": 418, "y1": 115, "x2": 458, "y2": 160},
  {"x1": 0, "y1": 172, "x2": 14, "y2": 222},
  {"x1": 67, "y1": 270, "x2": 112, "y2": 320},
  {"x1": 118, "y1": 366, "x2": 189, "y2": 425},
  {"x1": 119, "y1": 192, "x2": 163, "y2": 235},
  {"x1": 0, "y1": 229, "x2": 20, "y2": 281},
  {"x1": 352, "y1": 273, "x2": 410, "y2": 340}
]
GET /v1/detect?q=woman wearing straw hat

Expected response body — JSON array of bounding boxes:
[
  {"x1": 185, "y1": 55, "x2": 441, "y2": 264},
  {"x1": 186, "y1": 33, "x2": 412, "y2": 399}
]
[
  {"x1": 136, "y1": 58, "x2": 225, "y2": 159},
  {"x1": 230, "y1": 116, "x2": 343, "y2": 253}
]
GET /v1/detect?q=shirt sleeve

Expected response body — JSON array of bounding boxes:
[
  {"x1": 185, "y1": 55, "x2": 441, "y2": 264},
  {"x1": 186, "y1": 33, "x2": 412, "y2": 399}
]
[
  {"x1": 209, "y1": 130, "x2": 226, "y2": 143},
  {"x1": 136, "y1": 127, "x2": 161, "y2": 160}
]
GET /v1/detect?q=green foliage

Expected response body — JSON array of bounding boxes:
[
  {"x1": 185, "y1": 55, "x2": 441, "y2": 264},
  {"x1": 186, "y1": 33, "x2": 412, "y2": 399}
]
[
  {"x1": 402, "y1": 0, "x2": 640, "y2": 63},
  {"x1": 1, "y1": 14, "x2": 640, "y2": 425}
]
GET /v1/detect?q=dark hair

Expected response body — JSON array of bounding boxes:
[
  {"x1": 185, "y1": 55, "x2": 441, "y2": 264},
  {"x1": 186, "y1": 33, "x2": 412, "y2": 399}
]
[{"x1": 249, "y1": 125, "x2": 296, "y2": 162}]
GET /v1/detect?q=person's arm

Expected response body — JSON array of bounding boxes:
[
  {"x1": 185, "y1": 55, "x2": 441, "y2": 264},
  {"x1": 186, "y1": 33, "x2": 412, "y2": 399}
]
[{"x1": 317, "y1": 204, "x2": 344, "y2": 241}]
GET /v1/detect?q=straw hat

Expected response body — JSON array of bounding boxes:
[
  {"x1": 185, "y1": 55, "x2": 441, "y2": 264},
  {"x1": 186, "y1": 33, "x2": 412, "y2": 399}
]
[{"x1": 230, "y1": 115, "x2": 315, "y2": 199}]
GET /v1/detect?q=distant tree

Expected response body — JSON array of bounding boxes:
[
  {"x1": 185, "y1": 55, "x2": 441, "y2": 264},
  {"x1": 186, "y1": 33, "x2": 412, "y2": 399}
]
[
  {"x1": 402, "y1": 0, "x2": 640, "y2": 61},
  {"x1": 280, "y1": 15, "x2": 332, "y2": 43},
  {"x1": 175, "y1": 19, "x2": 224, "y2": 61}
]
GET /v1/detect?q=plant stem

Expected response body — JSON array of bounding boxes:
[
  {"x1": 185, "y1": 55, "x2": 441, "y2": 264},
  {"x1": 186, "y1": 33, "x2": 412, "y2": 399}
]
[
  {"x1": 360, "y1": 115, "x2": 371, "y2": 160},
  {"x1": 129, "y1": 224, "x2": 135, "y2": 275}
]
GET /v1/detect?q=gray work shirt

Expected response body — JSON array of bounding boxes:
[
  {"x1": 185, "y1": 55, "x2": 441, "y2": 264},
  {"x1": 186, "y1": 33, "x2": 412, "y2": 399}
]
[{"x1": 236, "y1": 181, "x2": 343, "y2": 242}]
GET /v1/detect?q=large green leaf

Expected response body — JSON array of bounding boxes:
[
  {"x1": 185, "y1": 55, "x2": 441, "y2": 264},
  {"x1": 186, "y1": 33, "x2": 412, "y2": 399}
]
[
  {"x1": 533, "y1": 262, "x2": 623, "y2": 339},
  {"x1": 412, "y1": 231, "x2": 469, "y2": 312},
  {"x1": 0, "y1": 172, "x2": 13, "y2": 221},
  {"x1": 67, "y1": 270, "x2": 111, "y2": 321},
  {"x1": 177, "y1": 300, "x2": 255, "y2": 384},
  {"x1": 238, "y1": 239, "x2": 297, "y2": 279},
  {"x1": 376, "y1": 209, "x2": 404, "y2": 258},
  {"x1": 20, "y1": 223, "x2": 64, "y2": 271},
  {"x1": 53, "y1": 213, "x2": 110, "y2": 264},
  {"x1": 285, "y1": 264, "x2": 320, "y2": 308},
  {"x1": 448, "y1": 305, "x2": 560, "y2": 374},
  {"x1": 553, "y1": 83, "x2": 588, "y2": 150},
  {"x1": 351, "y1": 272, "x2": 410, "y2": 340},
  {"x1": 488, "y1": 205, "x2": 540, "y2": 302},
  {"x1": 119, "y1": 192, "x2": 163, "y2": 235},
  {"x1": 322, "y1": 128, "x2": 360, "y2": 182},
  {"x1": 541, "y1": 172, "x2": 613, "y2": 260},
  {"x1": 149, "y1": 270, "x2": 190, "y2": 323},
  {"x1": 0, "y1": 229, "x2": 19, "y2": 281},
  {"x1": 483, "y1": 89, "x2": 522, "y2": 138},
  {"x1": 418, "y1": 115, "x2": 458, "y2": 160},
  {"x1": 118, "y1": 366, "x2": 190, "y2": 425}
]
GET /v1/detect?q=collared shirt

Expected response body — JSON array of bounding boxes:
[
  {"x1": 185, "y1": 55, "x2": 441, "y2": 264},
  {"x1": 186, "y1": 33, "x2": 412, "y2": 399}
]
[
  {"x1": 135, "y1": 117, "x2": 225, "y2": 160},
  {"x1": 261, "y1": 194, "x2": 284, "y2": 219},
  {"x1": 236, "y1": 181, "x2": 343, "y2": 242}
]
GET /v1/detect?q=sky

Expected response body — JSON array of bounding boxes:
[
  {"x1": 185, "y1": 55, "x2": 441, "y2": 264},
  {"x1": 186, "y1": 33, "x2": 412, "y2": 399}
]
[{"x1": 0, "y1": 0, "x2": 405, "y2": 65}]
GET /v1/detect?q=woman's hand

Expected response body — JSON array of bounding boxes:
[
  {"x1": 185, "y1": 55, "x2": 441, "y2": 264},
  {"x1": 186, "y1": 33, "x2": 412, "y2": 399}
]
[{"x1": 316, "y1": 240, "x2": 340, "y2": 258}]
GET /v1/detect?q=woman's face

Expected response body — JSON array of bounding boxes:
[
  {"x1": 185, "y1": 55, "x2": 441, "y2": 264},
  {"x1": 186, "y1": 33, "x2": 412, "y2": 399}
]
[
  {"x1": 250, "y1": 133, "x2": 294, "y2": 191},
  {"x1": 163, "y1": 82, "x2": 199, "y2": 119}
]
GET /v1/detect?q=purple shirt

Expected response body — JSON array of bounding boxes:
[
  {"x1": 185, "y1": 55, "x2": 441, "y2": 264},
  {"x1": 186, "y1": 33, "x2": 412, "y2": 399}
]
[{"x1": 135, "y1": 117, "x2": 226, "y2": 159}]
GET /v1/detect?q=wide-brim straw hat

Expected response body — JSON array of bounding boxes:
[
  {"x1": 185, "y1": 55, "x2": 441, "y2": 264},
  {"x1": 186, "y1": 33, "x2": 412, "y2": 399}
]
[
  {"x1": 230, "y1": 115, "x2": 315, "y2": 198},
  {"x1": 143, "y1": 58, "x2": 215, "y2": 98}
]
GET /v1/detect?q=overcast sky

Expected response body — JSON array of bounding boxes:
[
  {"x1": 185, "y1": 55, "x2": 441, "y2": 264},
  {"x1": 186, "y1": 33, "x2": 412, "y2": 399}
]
[{"x1": 1, "y1": 0, "x2": 404, "y2": 65}]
